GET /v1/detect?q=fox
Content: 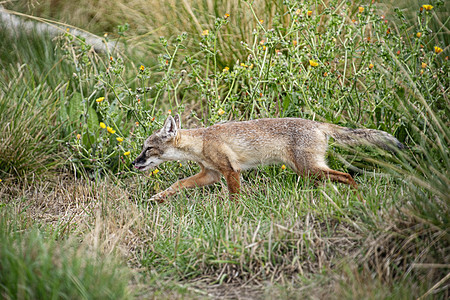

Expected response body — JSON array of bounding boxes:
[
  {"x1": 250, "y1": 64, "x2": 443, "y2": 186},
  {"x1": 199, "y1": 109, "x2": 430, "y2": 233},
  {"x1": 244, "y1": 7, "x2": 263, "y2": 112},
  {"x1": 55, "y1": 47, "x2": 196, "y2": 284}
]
[{"x1": 132, "y1": 114, "x2": 404, "y2": 202}]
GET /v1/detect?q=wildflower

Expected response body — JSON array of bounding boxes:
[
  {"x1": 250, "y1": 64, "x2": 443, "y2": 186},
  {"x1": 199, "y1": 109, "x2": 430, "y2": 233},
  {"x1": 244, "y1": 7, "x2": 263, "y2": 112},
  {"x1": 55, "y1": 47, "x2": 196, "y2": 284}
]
[
  {"x1": 396, "y1": 50, "x2": 401, "y2": 55},
  {"x1": 100, "y1": 122, "x2": 106, "y2": 129},
  {"x1": 434, "y1": 46, "x2": 443, "y2": 54},
  {"x1": 295, "y1": 9, "x2": 301, "y2": 15},
  {"x1": 421, "y1": 62, "x2": 427, "y2": 68},
  {"x1": 224, "y1": 13, "x2": 230, "y2": 19},
  {"x1": 218, "y1": 108, "x2": 225, "y2": 116},
  {"x1": 135, "y1": 122, "x2": 139, "y2": 126},
  {"x1": 307, "y1": 11, "x2": 312, "y2": 17},
  {"x1": 66, "y1": 28, "x2": 70, "y2": 32},
  {"x1": 96, "y1": 97, "x2": 105, "y2": 103},
  {"x1": 223, "y1": 66, "x2": 229, "y2": 72},
  {"x1": 104, "y1": 33, "x2": 108, "y2": 38},
  {"x1": 369, "y1": 63, "x2": 374, "y2": 69},
  {"x1": 386, "y1": 28, "x2": 391, "y2": 35},
  {"x1": 139, "y1": 65, "x2": 145, "y2": 71},
  {"x1": 259, "y1": 19, "x2": 264, "y2": 24},
  {"x1": 152, "y1": 169, "x2": 159, "y2": 175},
  {"x1": 0, "y1": 179, "x2": 2, "y2": 183},
  {"x1": 116, "y1": 137, "x2": 124, "y2": 142},
  {"x1": 107, "y1": 127, "x2": 116, "y2": 134},
  {"x1": 422, "y1": 5, "x2": 433, "y2": 11},
  {"x1": 323, "y1": 72, "x2": 328, "y2": 77},
  {"x1": 420, "y1": 69, "x2": 424, "y2": 75},
  {"x1": 110, "y1": 56, "x2": 114, "y2": 61},
  {"x1": 124, "y1": 151, "x2": 131, "y2": 156},
  {"x1": 281, "y1": 165, "x2": 286, "y2": 170},
  {"x1": 358, "y1": 6, "x2": 364, "y2": 13},
  {"x1": 309, "y1": 60, "x2": 319, "y2": 67},
  {"x1": 293, "y1": 40, "x2": 297, "y2": 46},
  {"x1": 179, "y1": 162, "x2": 182, "y2": 167},
  {"x1": 240, "y1": 63, "x2": 247, "y2": 67},
  {"x1": 202, "y1": 30, "x2": 209, "y2": 36},
  {"x1": 76, "y1": 134, "x2": 81, "y2": 139},
  {"x1": 168, "y1": 109, "x2": 172, "y2": 115},
  {"x1": 416, "y1": 32, "x2": 422, "y2": 38}
]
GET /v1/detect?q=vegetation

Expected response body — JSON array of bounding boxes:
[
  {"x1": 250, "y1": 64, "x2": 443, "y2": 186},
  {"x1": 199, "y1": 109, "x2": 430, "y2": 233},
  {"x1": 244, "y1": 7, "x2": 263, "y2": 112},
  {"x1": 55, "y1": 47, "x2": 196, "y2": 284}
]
[{"x1": 0, "y1": 0, "x2": 448, "y2": 298}]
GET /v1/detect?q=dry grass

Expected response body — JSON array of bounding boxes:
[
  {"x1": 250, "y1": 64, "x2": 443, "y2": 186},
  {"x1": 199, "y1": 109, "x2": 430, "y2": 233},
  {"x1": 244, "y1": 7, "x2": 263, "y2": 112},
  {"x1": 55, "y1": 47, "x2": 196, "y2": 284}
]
[{"x1": 7, "y1": 0, "x2": 287, "y2": 64}]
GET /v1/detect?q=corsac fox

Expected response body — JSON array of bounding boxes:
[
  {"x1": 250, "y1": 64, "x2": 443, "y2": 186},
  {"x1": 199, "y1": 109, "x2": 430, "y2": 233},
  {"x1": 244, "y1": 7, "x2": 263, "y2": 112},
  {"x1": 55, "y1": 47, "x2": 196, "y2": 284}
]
[{"x1": 132, "y1": 114, "x2": 403, "y2": 202}]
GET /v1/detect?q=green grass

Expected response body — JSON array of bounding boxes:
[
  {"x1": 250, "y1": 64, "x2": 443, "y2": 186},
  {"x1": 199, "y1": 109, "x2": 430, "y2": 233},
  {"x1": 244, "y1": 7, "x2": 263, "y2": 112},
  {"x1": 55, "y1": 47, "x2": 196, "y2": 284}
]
[
  {"x1": 0, "y1": 0, "x2": 449, "y2": 298},
  {"x1": 0, "y1": 208, "x2": 132, "y2": 299}
]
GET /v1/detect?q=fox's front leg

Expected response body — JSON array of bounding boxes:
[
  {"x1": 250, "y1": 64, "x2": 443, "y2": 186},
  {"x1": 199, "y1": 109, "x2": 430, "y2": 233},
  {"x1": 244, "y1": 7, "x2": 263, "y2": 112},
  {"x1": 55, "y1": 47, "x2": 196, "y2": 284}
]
[
  {"x1": 150, "y1": 167, "x2": 221, "y2": 202},
  {"x1": 222, "y1": 170, "x2": 241, "y2": 200}
]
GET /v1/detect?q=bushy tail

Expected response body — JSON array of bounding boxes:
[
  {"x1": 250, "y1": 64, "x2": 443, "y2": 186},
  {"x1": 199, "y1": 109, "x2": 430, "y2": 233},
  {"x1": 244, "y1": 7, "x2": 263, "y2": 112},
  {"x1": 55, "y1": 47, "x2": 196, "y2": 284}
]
[{"x1": 323, "y1": 124, "x2": 405, "y2": 151}]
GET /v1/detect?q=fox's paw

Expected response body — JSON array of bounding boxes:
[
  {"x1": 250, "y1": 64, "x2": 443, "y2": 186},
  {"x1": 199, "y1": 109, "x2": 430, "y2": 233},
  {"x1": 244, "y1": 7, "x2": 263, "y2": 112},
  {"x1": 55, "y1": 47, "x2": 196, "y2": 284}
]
[{"x1": 149, "y1": 192, "x2": 166, "y2": 203}]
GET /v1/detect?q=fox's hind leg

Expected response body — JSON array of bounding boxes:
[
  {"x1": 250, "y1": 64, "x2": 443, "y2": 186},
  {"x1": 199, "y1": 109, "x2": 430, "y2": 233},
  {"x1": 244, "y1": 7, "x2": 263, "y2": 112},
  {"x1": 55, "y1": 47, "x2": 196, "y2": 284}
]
[{"x1": 312, "y1": 167, "x2": 358, "y2": 189}]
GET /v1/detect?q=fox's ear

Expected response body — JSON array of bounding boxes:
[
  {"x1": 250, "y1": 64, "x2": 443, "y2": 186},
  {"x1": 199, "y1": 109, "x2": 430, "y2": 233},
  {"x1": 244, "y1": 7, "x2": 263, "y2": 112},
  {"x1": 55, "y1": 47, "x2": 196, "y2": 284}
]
[
  {"x1": 161, "y1": 115, "x2": 178, "y2": 139},
  {"x1": 173, "y1": 114, "x2": 181, "y2": 129}
]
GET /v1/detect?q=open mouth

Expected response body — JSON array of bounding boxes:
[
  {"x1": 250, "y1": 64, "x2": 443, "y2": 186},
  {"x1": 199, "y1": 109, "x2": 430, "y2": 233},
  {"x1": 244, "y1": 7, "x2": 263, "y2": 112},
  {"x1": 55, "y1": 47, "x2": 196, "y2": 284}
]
[{"x1": 134, "y1": 165, "x2": 149, "y2": 171}]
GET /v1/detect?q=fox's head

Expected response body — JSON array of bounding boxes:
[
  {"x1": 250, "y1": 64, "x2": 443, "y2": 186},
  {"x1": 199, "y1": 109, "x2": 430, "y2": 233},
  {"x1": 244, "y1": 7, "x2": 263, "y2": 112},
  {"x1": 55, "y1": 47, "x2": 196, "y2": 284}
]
[{"x1": 132, "y1": 114, "x2": 181, "y2": 171}]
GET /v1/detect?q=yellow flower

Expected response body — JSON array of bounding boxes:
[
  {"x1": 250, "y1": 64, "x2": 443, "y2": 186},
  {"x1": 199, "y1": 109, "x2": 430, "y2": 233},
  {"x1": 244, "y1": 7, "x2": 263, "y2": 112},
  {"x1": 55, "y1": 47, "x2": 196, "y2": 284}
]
[
  {"x1": 116, "y1": 137, "x2": 124, "y2": 142},
  {"x1": 76, "y1": 134, "x2": 81, "y2": 140},
  {"x1": 100, "y1": 122, "x2": 106, "y2": 129},
  {"x1": 369, "y1": 63, "x2": 374, "y2": 69},
  {"x1": 168, "y1": 109, "x2": 172, "y2": 115},
  {"x1": 223, "y1": 66, "x2": 229, "y2": 72},
  {"x1": 202, "y1": 30, "x2": 209, "y2": 36},
  {"x1": 124, "y1": 151, "x2": 131, "y2": 156},
  {"x1": 179, "y1": 162, "x2": 182, "y2": 167},
  {"x1": 107, "y1": 126, "x2": 116, "y2": 134},
  {"x1": 281, "y1": 164, "x2": 286, "y2": 170},
  {"x1": 358, "y1": 6, "x2": 364, "y2": 13},
  {"x1": 96, "y1": 97, "x2": 105, "y2": 103},
  {"x1": 422, "y1": 5, "x2": 433, "y2": 11},
  {"x1": 421, "y1": 62, "x2": 427, "y2": 68},
  {"x1": 295, "y1": 9, "x2": 301, "y2": 15},
  {"x1": 309, "y1": 60, "x2": 319, "y2": 67},
  {"x1": 259, "y1": 19, "x2": 264, "y2": 24},
  {"x1": 434, "y1": 46, "x2": 443, "y2": 54},
  {"x1": 139, "y1": 65, "x2": 145, "y2": 71},
  {"x1": 135, "y1": 122, "x2": 139, "y2": 126},
  {"x1": 307, "y1": 11, "x2": 313, "y2": 17},
  {"x1": 218, "y1": 108, "x2": 225, "y2": 116},
  {"x1": 0, "y1": 179, "x2": 2, "y2": 183},
  {"x1": 416, "y1": 32, "x2": 422, "y2": 38},
  {"x1": 152, "y1": 169, "x2": 159, "y2": 175},
  {"x1": 240, "y1": 63, "x2": 247, "y2": 67},
  {"x1": 224, "y1": 13, "x2": 230, "y2": 19}
]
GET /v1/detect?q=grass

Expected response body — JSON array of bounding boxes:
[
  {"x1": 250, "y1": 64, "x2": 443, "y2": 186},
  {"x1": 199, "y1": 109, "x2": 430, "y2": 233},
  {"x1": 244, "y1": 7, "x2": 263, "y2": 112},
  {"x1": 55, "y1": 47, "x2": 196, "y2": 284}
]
[{"x1": 1, "y1": 0, "x2": 449, "y2": 298}]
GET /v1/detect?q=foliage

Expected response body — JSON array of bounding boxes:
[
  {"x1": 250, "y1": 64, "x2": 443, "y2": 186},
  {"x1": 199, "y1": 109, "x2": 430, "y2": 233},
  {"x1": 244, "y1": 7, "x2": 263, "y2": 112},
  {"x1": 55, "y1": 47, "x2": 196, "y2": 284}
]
[{"x1": 0, "y1": 0, "x2": 448, "y2": 298}]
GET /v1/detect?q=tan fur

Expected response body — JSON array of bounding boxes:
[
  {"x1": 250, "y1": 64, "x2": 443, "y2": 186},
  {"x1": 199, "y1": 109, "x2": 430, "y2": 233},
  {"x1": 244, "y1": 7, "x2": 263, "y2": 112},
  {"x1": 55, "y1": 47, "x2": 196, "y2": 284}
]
[{"x1": 132, "y1": 115, "x2": 403, "y2": 202}]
